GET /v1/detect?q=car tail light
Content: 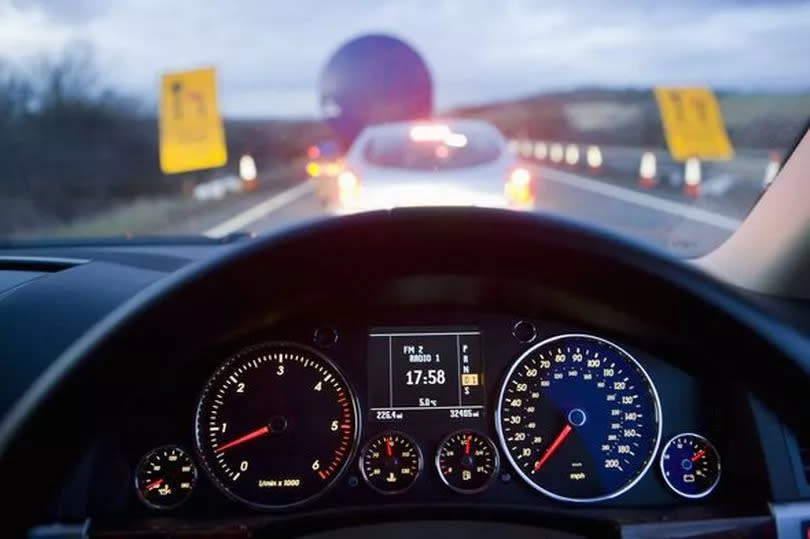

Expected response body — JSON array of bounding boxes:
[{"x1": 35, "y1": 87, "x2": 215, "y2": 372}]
[
  {"x1": 338, "y1": 170, "x2": 360, "y2": 205},
  {"x1": 505, "y1": 167, "x2": 534, "y2": 205}
]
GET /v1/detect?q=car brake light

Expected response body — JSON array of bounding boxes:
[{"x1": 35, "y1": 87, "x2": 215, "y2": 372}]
[
  {"x1": 505, "y1": 167, "x2": 534, "y2": 205},
  {"x1": 338, "y1": 170, "x2": 358, "y2": 191},
  {"x1": 338, "y1": 170, "x2": 360, "y2": 206}
]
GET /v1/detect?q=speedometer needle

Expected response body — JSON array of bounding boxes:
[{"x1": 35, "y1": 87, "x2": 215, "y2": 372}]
[
  {"x1": 215, "y1": 426, "x2": 270, "y2": 453},
  {"x1": 691, "y1": 448, "x2": 706, "y2": 462},
  {"x1": 532, "y1": 424, "x2": 572, "y2": 473}
]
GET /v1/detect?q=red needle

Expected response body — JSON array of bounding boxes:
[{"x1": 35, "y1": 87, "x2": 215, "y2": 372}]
[
  {"x1": 215, "y1": 426, "x2": 270, "y2": 453},
  {"x1": 691, "y1": 448, "x2": 706, "y2": 462},
  {"x1": 385, "y1": 438, "x2": 393, "y2": 457},
  {"x1": 464, "y1": 436, "x2": 471, "y2": 455},
  {"x1": 532, "y1": 424, "x2": 572, "y2": 473},
  {"x1": 145, "y1": 478, "x2": 163, "y2": 491}
]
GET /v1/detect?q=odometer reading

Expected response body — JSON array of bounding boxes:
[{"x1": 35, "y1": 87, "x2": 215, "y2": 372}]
[
  {"x1": 496, "y1": 334, "x2": 661, "y2": 502},
  {"x1": 195, "y1": 343, "x2": 359, "y2": 509}
]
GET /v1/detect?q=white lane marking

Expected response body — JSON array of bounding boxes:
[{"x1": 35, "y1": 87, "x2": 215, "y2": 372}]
[
  {"x1": 204, "y1": 181, "x2": 316, "y2": 237},
  {"x1": 540, "y1": 167, "x2": 742, "y2": 231}
]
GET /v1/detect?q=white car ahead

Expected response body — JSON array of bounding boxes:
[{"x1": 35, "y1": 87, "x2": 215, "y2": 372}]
[{"x1": 329, "y1": 119, "x2": 535, "y2": 213}]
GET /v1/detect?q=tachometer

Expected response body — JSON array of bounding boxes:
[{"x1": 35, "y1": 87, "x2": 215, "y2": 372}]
[
  {"x1": 496, "y1": 334, "x2": 661, "y2": 502},
  {"x1": 194, "y1": 342, "x2": 359, "y2": 510}
]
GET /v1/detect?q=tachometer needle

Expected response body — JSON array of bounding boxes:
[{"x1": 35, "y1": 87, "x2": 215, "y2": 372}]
[
  {"x1": 532, "y1": 424, "x2": 572, "y2": 473},
  {"x1": 215, "y1": 426, "x2": 270, "y2": 453},
  {"x1": 690, "y1": 448, "x2": 706, "y2": 462},
  {"x1": 145, "y1": 478, "x2": 164, "y2": 491}
]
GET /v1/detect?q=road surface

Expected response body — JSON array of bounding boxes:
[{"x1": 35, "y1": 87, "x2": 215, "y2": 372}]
[{"x1": 187, "y1": 162, "x2": 761, "y2": 258}]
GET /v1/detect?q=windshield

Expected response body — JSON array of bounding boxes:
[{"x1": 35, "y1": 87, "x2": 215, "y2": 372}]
[{"x1": 2, "y1": 2, "x2": 808, "y2": 256}]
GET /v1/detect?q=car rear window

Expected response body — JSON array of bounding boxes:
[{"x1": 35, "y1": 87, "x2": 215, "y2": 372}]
[{"x1": 363, "y1": 128, "x2": 503, "y2": 170}]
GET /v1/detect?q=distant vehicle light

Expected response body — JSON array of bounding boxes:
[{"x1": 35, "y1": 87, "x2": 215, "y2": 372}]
[
  {"x1": 549, "y1": 143, "x2": 564, "y2": 163},
  {"x1": 239, "y1": 154, "x2": 257, "y2": 181},
  {"x1": 435, "y1": 145, "x2": 450, "y2": 159},
  {"x1": 410, "y1": 124, "x2": 451, "y2": 142},
  {"x1": 586, "y1": 146, "x2": 603, "y2": 169},
  {"x1": 445, "y1": 133, "x2": 468, "y2": 148},
  {"x1": 565, "y1": 144, "x2": 580, "y2": 166},
  {"x1": 307, "y1": 145, "x2": 320, "y2": 159},
  {"x1": 325, "y1": 161, "x2": 342, "y2": 176},
  {"x1": 306, "y1": 162, "x2": 321, "y2": 177}
]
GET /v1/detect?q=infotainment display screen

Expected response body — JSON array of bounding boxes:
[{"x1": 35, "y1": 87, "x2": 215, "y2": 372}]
[{"x1": 367, "y1": 327, "x2": 484, "y2": 420}]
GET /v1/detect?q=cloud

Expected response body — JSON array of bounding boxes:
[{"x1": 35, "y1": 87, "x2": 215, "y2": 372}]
[{"x1": 0, "y1": 0, "x2": 808, "y2": 118}]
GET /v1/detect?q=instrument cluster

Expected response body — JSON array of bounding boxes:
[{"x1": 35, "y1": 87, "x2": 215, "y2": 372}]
[{"x1": 130, "y1": 316, "x2": 725, "y2": 512}]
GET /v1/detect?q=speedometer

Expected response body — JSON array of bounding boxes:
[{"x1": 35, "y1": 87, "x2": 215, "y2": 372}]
[
  {"x1": 496, "y1": 334, "x2": 661, "y2": 502},
  {"x1": 194, "y1": 342, "x2": 359, "y2": 510}
]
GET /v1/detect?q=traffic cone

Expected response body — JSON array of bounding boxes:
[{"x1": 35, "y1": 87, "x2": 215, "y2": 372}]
[
  {"x1": 564, "y1": 144, "x2": 580, "y2": 168},
  {"x1": 534, "y1": 142, "x2": 548, "y2": 161},
  {"x1": 550, "y1": 143, "x2": 564, "y2": 164},
  {"x1": 683, "y1": 158, "x2": 701, "y2": 198},
  {"x1": 763, "y1": 151, "x2": 780, "y2": 188},
  {"x1": 520, "y1": 140, "x2": 534, "y2": 158},
  {"x1": 586, "y1": 145, "x2": 603, "y2": 173},
  {"x1": 639, "y1": 151, "x2": 656, "y2": 189}
]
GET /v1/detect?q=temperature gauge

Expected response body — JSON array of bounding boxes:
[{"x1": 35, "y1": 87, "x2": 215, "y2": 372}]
[
  {"x1": 436, "y1": 430, "x2": 499, "y2": 494},
  {"x1": 360, "y1": 432, "x2": 422, "y2": 494},
  {"x1": 135, "y1": 445, "x2": 197, "y2": 509},
  {"x1": 660, "y1": 433, "x2": 721, "y2": 499}
]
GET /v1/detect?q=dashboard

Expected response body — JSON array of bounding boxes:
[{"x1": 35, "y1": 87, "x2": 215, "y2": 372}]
[
  {"x1": 101, "y1": 310, "x2": 762, "y2": 523},
  {"x1": 2, "y1": 208, "x2": 809, "y2": 538}
]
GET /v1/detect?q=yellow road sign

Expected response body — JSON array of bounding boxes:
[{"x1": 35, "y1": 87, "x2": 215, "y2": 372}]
[
  {"x1": 653, "y1": 87, "x2": 734, "y2": 161},
  {"x1": 159, "y1": 67, "x2": 227, "y2": 174}
]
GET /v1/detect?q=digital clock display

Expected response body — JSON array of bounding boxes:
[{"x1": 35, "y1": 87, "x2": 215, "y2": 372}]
[{"x1": 367, "y1": 327, "x2": 485, "y2": 420}]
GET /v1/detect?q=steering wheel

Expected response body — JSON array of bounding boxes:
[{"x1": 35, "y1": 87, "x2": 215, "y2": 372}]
[{"x1": 2, "y1": 208, "x2": 808, "y2": 536}]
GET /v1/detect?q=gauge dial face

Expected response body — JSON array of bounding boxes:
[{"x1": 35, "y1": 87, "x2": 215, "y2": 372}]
[
  {"x1": 660, "y1": 433, "x2": 720, "y2": 498},
  {"x1": 194, "y1": 342, "x2": 359, "y2": 510},
  {"x1": 134, "y1": 445, "x2": 197, "y2": 510},
  {"x1": 360, "y1": 432, "x2": 422, "y2": 494},
  {"x1": 436, "y1": 430, "x2": 499, "y2": 494},
  {"x1": 496, "y1": 334, "x2": 662, "y2": 502}
]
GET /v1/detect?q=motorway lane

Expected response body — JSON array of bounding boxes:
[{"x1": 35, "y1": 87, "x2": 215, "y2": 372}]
[
  {"x1": 204, "y1": 170, "x2": 746, "y2": 257},
  {"x1": 535, "y1": 167, "x2": 735, "y2": 256}
]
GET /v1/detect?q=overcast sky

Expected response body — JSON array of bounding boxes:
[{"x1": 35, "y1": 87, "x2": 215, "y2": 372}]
[{"x1": 1, "y1": 0, "x2": 808, "y2": 118}]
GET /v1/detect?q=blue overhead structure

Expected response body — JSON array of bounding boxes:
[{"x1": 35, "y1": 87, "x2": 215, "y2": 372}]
[{"x1": 320, "y1": 34, "x2": 433, "y2": 148}]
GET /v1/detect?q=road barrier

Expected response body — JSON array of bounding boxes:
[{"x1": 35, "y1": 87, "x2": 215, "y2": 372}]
[{"x1": 509, "y1": 138, "x2": 771, "y2": 202}]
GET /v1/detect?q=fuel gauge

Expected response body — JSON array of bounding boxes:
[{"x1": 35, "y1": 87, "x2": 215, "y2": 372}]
[
  {"x1": 436, "y1": 430, "x2": 499, "y2": 494},
  {"x1": 135, "y1": 445, "x2": 197, "y2": 510}
]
